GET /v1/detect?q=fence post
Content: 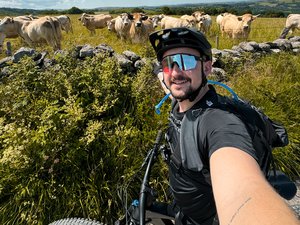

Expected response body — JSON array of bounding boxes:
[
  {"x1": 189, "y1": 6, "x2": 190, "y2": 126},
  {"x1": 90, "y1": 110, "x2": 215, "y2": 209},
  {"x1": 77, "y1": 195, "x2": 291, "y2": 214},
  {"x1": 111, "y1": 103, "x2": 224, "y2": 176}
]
[
  {"x1": 215, "y1": 36, "x2": 219, "y2": 49},
  {"x1": 6, "y1": 42, "x2": 12, "y2": 56}
]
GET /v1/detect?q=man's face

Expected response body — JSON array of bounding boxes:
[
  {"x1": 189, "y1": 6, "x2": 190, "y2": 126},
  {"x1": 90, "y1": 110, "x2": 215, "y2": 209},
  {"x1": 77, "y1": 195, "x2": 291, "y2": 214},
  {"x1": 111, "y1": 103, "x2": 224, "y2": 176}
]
[{"x1": 162, "y1": 47, "x2": 209, "y2": 101}]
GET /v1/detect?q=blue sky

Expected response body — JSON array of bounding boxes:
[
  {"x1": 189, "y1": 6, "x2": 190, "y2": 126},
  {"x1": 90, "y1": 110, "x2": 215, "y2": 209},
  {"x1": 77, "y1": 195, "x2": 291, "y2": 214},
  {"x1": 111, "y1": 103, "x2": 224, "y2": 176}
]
[{"x1": 0, "y1": 0, "x2": 245, "y2": 10}]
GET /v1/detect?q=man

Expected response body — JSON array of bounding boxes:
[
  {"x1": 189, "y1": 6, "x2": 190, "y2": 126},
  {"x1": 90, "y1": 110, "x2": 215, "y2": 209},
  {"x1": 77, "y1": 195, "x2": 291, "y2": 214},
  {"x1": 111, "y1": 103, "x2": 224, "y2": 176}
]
[{"x1": 148, "y1": 28, "x2": 299, "y2": 225}]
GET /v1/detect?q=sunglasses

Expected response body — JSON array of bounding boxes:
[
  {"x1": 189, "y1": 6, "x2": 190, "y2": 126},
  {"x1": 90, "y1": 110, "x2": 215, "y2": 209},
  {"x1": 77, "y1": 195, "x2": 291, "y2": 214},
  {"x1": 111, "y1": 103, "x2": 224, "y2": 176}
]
[{"x1": 161, "y1": 53, "x2": 202, "y2": 74}]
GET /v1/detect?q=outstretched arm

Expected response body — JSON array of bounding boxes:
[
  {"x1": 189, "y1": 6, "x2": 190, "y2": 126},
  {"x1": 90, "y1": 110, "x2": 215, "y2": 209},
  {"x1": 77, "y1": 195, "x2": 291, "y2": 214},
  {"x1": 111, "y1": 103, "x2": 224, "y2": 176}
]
[{"x1": 210, "y1": 147, "x2": 299, "y2": 225}]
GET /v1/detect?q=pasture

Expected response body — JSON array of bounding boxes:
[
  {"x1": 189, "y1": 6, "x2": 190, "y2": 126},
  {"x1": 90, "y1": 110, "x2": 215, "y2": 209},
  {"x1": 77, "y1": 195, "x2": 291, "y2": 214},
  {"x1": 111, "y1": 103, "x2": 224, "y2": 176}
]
[{"x1": 0, "y1": 13, "x2": 297, "y2": 60}]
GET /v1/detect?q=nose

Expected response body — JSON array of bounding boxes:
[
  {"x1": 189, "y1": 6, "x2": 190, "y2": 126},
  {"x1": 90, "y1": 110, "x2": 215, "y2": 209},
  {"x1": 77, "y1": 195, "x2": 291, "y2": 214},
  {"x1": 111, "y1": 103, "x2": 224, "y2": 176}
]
[
  {"x1": 170, "y1": 62, "x2": 184, "y2": 75},
  {"x1": 136, "y1": 21, "x2": 142, "y2": 27}
]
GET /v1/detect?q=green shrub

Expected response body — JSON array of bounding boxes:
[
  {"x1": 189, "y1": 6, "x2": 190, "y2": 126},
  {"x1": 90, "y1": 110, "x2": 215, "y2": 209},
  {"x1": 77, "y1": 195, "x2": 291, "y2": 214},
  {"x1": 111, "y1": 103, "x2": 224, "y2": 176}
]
[{"x1": 0, "y1": 54, "x2": 166, "y2": 224}]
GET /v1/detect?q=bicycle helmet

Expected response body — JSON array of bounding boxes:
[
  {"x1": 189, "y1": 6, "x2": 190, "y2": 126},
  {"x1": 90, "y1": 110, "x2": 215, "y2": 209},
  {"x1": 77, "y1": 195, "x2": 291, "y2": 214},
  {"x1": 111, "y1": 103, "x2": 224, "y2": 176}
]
[{"x1": 149, "y1": 27, "x2": 212, "y2": 61}]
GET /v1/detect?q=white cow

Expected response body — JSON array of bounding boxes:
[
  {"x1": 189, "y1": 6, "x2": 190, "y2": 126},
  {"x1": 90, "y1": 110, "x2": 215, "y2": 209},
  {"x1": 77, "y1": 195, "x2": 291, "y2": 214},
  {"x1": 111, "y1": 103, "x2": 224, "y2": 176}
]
[
  {"x1": 280, "y1": 14, "x2": 300, "y2": 39},
  {"x1": 196, "y1": 14, "x2": 212, "y2": 34},
  {"x1": 191, "y1": 11, "x2": 206, "y2": 22},
  {"x1": 161, "y1": 16, "x2": 196, "y2": 29},
  {"x1": 216, "y1": 13, "x2": 231, "y2": 30},
  {"x1": 149, "y1": 14, "x2": 164, "y2": 28},
  {"x1": 114, "y1": 13, "x2": 132, "y2": 40},
  {"x1": 81, "y1": 14, "x2": 113, "y2": 35},
  {"x1": 180, "y1": 15, "x2": 197, "y2": 28},
  {"x1": 55, "y1": 15, "x2": 73, "y2": 33},
  {"x1": 0, "y1": 16, "x2": 62, "y2": 51},
  {"x1": 14, "y1": 15, "x2": 38, "y2": 21},
  {"x1": 221, "y1": 13, "x2": 259, "y2": 39},
  {"x1": 107, "y1": 18, "x2": 117, "y2": 33}
]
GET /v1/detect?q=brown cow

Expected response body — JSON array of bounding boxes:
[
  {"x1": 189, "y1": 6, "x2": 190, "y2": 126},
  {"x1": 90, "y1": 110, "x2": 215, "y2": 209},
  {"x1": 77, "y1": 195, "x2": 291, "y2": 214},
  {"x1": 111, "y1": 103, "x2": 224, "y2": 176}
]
[
  {"x1": 221, "y1": 13, "x2": 259, "y2": 39},
  {"x1": 0, "y1": 16, "x2": 62, "y2": 51},
  {"x1": 129, "y1": 13, "x2": 150, "y2": 44}
]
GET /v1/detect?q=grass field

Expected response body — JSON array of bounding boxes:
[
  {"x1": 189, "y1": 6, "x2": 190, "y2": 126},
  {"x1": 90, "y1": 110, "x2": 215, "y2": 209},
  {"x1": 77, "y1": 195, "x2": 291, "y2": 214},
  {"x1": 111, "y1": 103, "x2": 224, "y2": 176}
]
[{"x1": 0, "y1": 14, "x2": 299, "y2": 60}]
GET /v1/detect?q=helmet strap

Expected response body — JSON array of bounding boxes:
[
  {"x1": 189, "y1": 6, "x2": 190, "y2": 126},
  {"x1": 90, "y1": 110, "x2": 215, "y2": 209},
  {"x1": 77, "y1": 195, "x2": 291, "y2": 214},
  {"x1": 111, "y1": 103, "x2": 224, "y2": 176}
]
[{"x1": 187, "y1": 61, "x2": 207, "y2": 102}]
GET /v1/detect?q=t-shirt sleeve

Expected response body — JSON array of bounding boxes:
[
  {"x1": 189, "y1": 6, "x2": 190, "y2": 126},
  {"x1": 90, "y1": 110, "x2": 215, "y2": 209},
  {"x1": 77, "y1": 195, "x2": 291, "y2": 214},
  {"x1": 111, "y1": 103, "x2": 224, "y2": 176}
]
[{"x1": 202, "y1": 109, "x2": 258, "y2": 161}]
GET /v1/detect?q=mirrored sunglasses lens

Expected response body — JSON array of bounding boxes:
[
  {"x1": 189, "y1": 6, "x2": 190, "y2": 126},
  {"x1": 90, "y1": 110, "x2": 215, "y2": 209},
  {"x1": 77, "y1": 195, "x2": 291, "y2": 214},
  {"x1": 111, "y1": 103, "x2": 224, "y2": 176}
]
[
  {"x1": 182, "y1": 55, "x2": 198, "y2": 70},
  {"x1": 162, "y1": 54, "x2": 198, "y2": 73},
  {"x1": 162, "y1": 55, "x2": 183, "y2": 73}
]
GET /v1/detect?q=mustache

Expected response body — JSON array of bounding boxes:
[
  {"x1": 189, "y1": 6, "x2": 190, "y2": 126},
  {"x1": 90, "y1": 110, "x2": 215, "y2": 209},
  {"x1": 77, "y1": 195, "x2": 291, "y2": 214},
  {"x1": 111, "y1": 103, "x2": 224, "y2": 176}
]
[{"x1": 171, "y1": 75, "x2": 191, "y2": 83}]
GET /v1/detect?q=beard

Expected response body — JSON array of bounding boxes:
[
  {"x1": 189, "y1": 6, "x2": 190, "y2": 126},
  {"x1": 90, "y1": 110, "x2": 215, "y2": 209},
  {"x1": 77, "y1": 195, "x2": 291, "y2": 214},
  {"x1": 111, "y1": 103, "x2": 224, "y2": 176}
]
[
  {"x1": 169, "y1": 76, "x2": 200, "y2": 101},
  {"x1": 171, "y1": 86, "x2": 196, "y2": 101}
]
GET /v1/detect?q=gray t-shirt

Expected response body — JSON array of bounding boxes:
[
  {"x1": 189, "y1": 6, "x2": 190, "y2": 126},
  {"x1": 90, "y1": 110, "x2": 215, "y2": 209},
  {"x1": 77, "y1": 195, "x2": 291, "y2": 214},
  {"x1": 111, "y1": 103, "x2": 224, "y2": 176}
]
[{"x1": 167, "y1": 87, "x2": 258, "y2": 225}]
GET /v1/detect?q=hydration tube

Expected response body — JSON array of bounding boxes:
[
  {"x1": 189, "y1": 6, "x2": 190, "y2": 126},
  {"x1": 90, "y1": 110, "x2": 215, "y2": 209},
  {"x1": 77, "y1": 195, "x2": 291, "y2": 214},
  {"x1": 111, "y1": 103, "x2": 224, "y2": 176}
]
[
  {"x1": 207, "y1": 80, "x2": 239, "y2": 101},
  {"x1": 154, "y1": 80, "x2": 239, "y2": 115},
  {"x1": 155, "y1": 93, "x2": 171, "y2": 115}
]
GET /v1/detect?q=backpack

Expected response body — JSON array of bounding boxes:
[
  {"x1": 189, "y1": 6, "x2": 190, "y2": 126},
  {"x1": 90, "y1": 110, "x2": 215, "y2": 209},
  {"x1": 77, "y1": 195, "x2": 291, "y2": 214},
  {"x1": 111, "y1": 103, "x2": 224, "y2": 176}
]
[{"x1": 159, "y1": 80, "x2": 296, "y2": 200}]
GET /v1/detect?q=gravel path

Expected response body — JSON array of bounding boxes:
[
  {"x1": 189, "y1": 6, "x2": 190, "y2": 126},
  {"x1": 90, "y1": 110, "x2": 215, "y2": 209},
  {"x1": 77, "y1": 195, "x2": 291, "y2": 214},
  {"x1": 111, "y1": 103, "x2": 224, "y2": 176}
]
[{"x1": 286, "y1": 179, "x2": 300, "y2": 219}]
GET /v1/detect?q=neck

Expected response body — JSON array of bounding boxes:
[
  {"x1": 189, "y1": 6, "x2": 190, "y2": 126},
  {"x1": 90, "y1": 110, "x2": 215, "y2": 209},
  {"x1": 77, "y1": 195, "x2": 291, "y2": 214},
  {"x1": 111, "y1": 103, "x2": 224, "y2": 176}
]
[{"x1": 178, "y1": 84, "x2": 209, "y2": 112}]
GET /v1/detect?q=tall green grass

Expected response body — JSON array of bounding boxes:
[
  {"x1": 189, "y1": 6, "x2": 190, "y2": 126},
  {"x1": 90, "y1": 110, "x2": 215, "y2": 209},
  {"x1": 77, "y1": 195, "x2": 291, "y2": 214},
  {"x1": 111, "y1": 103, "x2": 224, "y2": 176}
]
[
  {"x1": 228, "y1": 52, "x2": 300, "y2": 177},
  {"x1": 0, "y1": 12, "x2": 299, "y2": 225}
]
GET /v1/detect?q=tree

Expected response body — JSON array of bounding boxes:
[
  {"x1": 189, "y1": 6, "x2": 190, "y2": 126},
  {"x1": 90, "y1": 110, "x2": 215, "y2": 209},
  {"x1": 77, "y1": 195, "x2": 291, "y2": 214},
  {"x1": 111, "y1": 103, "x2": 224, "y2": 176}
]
[
  {"x1": 67, "y1": 6, "x2": 83, "y2": 14},
  {"x1": 160, "y1": 6, "x2": 172, "y2": 15},
  {"x1": 131, "y1": 7, "x2": 145, "y2": 13}
]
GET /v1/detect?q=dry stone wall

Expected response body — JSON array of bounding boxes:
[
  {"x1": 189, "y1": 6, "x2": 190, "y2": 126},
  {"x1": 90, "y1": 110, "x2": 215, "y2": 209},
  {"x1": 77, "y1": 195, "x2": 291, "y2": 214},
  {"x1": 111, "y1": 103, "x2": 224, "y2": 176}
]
[{"x1": 1, "y1": 36, "x2": 300, "y2": 79}]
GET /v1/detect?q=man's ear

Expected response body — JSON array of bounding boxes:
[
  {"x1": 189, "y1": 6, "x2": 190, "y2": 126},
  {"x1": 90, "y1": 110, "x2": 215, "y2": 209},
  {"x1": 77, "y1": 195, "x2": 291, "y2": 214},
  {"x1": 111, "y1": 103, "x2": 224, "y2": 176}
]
[{"x1": 203, "y1": 61, "x2": 212, "y2": 76}]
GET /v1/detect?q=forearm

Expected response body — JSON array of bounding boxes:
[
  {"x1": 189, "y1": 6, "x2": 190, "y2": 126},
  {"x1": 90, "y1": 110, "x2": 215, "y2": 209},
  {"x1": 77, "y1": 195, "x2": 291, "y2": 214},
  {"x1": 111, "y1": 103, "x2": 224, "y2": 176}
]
[
  {"x1": 210, "y1": 147, "x2": 299, "y2": 225},
  {"x1": 217, "y1": 177, "x2": 298, "y2": 225}
]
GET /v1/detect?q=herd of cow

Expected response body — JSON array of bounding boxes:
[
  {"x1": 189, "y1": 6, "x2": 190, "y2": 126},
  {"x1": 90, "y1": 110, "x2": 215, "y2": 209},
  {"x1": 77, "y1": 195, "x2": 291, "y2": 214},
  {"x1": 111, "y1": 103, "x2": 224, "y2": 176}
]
[{"x1": 0, "y1": 12, "x2": 299, "y2": 53}]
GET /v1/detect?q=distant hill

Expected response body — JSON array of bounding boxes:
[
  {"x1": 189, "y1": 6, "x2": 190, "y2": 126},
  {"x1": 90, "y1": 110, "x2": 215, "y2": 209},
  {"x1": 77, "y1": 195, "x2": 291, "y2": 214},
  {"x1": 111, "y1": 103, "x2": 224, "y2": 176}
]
[{"x1": 0, "y1": 0, "x2": 299, "y2": 17}]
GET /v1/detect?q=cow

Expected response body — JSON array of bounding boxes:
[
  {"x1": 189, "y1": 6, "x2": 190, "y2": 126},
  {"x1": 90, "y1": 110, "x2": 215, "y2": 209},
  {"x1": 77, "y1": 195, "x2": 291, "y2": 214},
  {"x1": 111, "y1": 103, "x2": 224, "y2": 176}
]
[
  {"x1": 55, "y1": 15, "x2": 73, "y2": 33},
  {"x1": 191, "y1": 11, "x2": 206, "y2": 22},
  {"x1": 15, "y1": 14, "x2": 39, "y2": 21},
  {"x1": 280, "y1": 14, "x2": 300, "y2": 39},
  {"x1": 149, "y1": 14, "x2": 164, "y2": 28},
  {"x1": 216, "y1": 12, "x2": 231, "y2": 30},
  {"x1": 143, "y1": 18, "x2": 155, "y2": 35},
  {"x1": 78, "y1": 13, "x2": 96, "y2": 22},
  {"x1": 80, "y1": 14, "x2": 113, "y2": 35},
  {"x1": 107, "y1": 18, "x2": 117, "y2": 33},
  {"x1": 180, "y1": 15, "x2": 197, "y2": 28},
  {"x1": 0, "y1": 16, "x2": 62, "y2": 51},
  {"x1": 196, "y1": 14, "x2": 212, "y2": 34},
  {"x1": 161, "y1": 16, "x2": 196, "y2": 29},
  {"x1": 114, "y1": 13, "x2": 133, "y2": 40},
  {"x1": 129, "y1": 13, "x2": 150, "y2": 44},
  {"x1": 221, "y1": 13, "x2": 259, "y2": 39}
]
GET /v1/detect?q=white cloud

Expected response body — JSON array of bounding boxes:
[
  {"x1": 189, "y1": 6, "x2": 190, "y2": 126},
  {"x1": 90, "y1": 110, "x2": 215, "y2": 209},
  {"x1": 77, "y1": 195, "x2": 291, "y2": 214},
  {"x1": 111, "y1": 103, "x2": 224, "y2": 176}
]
[{"x1": 0, "y1": 0, "x2": 22, "y2": 8}]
